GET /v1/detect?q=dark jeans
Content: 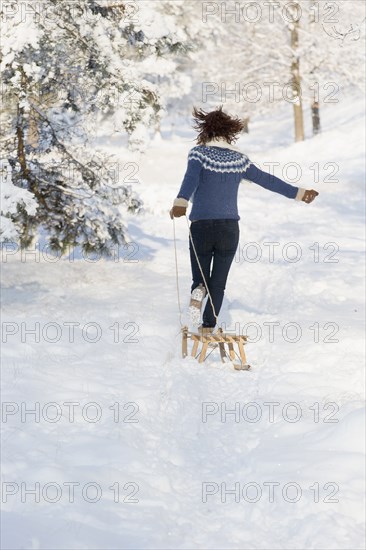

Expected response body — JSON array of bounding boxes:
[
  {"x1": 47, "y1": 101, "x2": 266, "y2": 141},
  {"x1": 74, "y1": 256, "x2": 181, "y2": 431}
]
[{"x1": 189, "y1": 219, "x2": 239, "y2": 327}]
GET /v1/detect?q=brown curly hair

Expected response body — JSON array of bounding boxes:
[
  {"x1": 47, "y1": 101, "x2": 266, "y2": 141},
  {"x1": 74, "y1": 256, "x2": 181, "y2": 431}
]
[{"x1": 192, "y1": 106, "x2": 246, "y2": 145}]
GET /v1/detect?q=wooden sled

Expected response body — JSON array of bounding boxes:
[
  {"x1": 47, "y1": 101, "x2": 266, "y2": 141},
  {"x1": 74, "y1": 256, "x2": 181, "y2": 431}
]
[{"x1": 181, "y1": 326, "x2": 251, "y2": 371}]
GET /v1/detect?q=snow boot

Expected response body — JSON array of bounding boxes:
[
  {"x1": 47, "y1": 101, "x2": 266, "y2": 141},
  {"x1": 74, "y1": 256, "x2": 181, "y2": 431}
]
[{"x1": 189, "y1": 284, "x2": 206, "y2": 325}]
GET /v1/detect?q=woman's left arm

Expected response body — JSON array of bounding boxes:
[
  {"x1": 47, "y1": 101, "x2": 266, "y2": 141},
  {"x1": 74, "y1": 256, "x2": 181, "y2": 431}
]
[{"x1": 242, "y1": 163, "x2": 318, "y2": 203}]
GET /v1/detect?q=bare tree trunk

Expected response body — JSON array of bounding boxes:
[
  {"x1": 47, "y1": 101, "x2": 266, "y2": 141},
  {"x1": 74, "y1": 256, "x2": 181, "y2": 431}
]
[
  {"x1": 309, "y1": 1, "x2": 321, "y2": 136},
  {"x1": 242, "y1": 116, "x2": 249, "y2": 134},
  {"x1": 290, "y1": 17, "x2": 305, "y2": 142},
  {"x1": 155, "y1": 117, "x2": 161, "y2": 136},
  {"x1": 311, "y1": 101, "x2": 321, "y2": 135}
]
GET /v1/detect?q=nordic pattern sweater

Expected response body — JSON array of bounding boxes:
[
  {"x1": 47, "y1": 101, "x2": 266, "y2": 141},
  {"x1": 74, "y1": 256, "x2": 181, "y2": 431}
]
[{"x1": 174, "y1": 139, "x2": 305, "y2": 221}]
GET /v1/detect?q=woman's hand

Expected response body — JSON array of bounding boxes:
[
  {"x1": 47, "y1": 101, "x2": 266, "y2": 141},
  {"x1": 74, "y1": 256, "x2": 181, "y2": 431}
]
[
  {"x1": 170, "y1": 206, "x2": 187, "y2": 219},
  {"x1": 302, "y1": 190, "x2": 319, "y2": 204}
]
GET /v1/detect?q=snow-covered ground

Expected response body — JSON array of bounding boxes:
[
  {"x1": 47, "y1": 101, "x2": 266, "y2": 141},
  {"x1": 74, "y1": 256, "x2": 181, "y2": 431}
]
[{"x1": 1, "y1": 97, "x2": 365, "y2": 549}]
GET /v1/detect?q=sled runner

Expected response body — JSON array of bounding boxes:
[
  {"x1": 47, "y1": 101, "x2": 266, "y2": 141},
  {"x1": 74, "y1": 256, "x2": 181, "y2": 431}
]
[{"x1": 181, "y1": 326, "x2": 250, "y2": 371}]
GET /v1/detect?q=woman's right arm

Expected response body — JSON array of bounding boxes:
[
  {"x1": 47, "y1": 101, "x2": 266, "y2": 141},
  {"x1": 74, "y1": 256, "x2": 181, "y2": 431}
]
[
  {"x1": 176, "y1": 157, "x2": 202, "y2": 203},
  {"x1": 170, "y1": 157, "x2": 202, "y2": 218}
]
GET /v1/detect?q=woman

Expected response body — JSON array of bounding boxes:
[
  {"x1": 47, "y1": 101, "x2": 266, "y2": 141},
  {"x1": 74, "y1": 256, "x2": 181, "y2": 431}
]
[{"x1": 170, "y1": 106, "x2": 318, "y2": 334}]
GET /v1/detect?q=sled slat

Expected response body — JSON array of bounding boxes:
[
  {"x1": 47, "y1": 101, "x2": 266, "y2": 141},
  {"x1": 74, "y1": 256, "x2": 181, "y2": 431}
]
[
  {"x1": 228, "y1": 342, "x2": 236, "y2": 361},
  {"x1": 191, "y1": 339, "x2": 199, "y2": 357},
  {"x1": 182, "y1": 327, "x2": 188, "y2": 358},
  {"x1": 198, "y1": 341, "x2": 209, "y2": 363},
  {"x1": 219, "y1": 342, "x2": 227, "y2": 362},
  {"x1": 238, "y1": 340, "x2": 247, "y2": 365}
]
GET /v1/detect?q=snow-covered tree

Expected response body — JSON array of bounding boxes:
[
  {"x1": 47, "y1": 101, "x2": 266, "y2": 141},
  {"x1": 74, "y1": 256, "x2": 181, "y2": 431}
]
[
  {"x1": 186, "y1": 0, "x2": 365, "y2": 141},
  {"x1": 0, "y1": 0, "x2": 195, "y2": 253},
  {"x1": 0, "y1": 158, "x2": 37, "y2": 242},
  {"x1": 138, "y1": 0, "x2": 223, "y2": 129}
]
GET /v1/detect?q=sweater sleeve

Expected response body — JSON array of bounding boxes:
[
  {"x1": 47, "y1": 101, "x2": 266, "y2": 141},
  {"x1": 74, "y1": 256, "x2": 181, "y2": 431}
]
[
  {"x1": 242, "y1": 162, "x2": 305, "y2": 200},
  {"x1": 174, "y1": 156, "x2": 202, "y2": 207}
]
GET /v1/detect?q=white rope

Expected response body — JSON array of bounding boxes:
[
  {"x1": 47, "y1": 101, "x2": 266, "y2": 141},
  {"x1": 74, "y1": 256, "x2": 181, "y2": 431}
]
[{"x1": 172, "y1": 217, "x2": 183, "y2": 327}]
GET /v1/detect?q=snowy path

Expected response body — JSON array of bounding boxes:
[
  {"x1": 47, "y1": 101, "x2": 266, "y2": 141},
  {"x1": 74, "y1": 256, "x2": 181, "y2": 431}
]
[{"x1": 1, "y1": 99, "x2": 365, "y2": 549}]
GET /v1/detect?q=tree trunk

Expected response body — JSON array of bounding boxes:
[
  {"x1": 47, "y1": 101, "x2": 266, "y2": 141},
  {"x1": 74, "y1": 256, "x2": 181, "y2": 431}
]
[
  {"x1": 311, "y1": 101, "x2": 321, "y2": 135},
  {"x1": 242, "y1": 117, "x2": 249, "y2": 134},
  {"x1": 16, "y1": 106, "x2": 29, "y2": 181},
  {"x1": 309, "y1": 1, "x2": 321, "y2": 137},
  {"x1": 290, "y1": 18, "x2": 305, "y2": 142},
  {"x1": 27, "y1": 107, "x2": 40, "y2": 148}
]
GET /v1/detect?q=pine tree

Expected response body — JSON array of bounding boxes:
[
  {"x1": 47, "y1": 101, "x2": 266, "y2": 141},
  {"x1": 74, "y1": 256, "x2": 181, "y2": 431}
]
[{"x1": 0, "y1": 0, "x2": 193, "y2": 253}]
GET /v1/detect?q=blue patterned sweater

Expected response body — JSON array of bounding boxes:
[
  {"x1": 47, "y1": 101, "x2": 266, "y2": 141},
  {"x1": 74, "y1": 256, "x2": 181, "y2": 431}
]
[{"x1": 174, "y1": 139, "x2": 305, "y2": 221}]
